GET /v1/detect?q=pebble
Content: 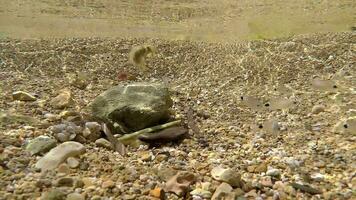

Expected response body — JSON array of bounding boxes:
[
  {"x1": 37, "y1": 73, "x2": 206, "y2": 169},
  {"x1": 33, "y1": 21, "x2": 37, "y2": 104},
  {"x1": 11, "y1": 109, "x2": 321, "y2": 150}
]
[
  {"x1": 57, "y1": 163, "x2": 71, "y2": 174},
  {"x1": 83, "y1": 122, "x2": 102, "y2": 142},
  {"x1": 35, "y1": 141, "x2": 85, "y2": 171},
  {"x1": 66, "y1": 192, "x2": 85, "y2": 200},
  {"x1": 41, "y1": 189, "x2": 66, "y2": 200},
  {"x1": 101, "y1": 180, "x2": 115, "y2": 189},
  {"x1": 149, "y1": 187, "x2": 164, "y2": 199},
  {"x1": 266, "y1": 168, "x2": 281, "y2": 178},
  {"x1": 311, "y1": 173, "x2": 325, "y2": 182},
  {"x1": 138, "y1": 151, "x2": 152, "y2": 162},
  {"x1": 211, "y1": 166, "x2": 242, "y2": 187},
  {"x1": 12, "y1": 91, "x2": 37, "y2": 101},
  {"x1": 67, "y1": 157, "x2": 80, "y2": 168},
  {"x1": 190, "y1": 188, "x2": 212, "y2": 199},
  {"x1": 311, "y1": 105, "x2": 325, "y2": 114},
  {"x1": 95, "y1": 138, "x2": 113, "y2": 150},
  {"x1": 290, "y1": 182, "x2": 322, "y2": 195},
  {"x1": 56, "y1": 177, "x2": 75, "y2": 187},
  {"x1": 25, "y1": 135, "x2": 57, "y2": 155},
  {"x1": 211, "y1": 182, "x2": 234, "y2": 200},
  {"x1": 50, "y1": 88, "x2": 74, "y2": 109},
  {"x1": 201, "y1": 182, "x2": 212, "y2": 191},
  {"x1": 259, "y1": 176, "x2": 273, "y2": 188}
]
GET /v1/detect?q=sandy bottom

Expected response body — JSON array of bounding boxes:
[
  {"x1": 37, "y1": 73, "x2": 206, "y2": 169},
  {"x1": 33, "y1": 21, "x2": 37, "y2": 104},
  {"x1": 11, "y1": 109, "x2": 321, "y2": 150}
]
[{"x1": 0, "y1": 32, "x2": 355, "y2": 199}]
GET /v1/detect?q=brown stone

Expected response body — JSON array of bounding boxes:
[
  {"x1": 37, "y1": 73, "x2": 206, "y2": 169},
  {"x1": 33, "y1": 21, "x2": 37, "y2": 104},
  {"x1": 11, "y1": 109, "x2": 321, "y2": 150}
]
[{"x1": 149, "y1": 187, "x2": 164, "y2": 199}]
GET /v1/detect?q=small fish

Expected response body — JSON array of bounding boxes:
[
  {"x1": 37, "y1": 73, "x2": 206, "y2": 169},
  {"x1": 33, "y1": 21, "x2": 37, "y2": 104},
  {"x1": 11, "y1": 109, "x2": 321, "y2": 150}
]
[
  {"x1": 311, "y1": 79, "x2": 337, "y2": 91},
  {"x1": 102, "y1": 123, "x2": 127, "y2": 156},
  {"x1": 138, "y1": 126, "x2": 188, "y2": 143}
]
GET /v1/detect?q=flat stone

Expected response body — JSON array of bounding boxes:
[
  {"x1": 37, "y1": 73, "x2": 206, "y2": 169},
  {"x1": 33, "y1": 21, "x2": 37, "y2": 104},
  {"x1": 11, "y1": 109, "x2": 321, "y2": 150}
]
[
  {"x1": 35, "y1": 141, "x2": 85, "y2": 171},
  {"x1": 211, "y1": 166, "x2": 242, "y2": 187},
  {"x1": 26, "y1": 136, "x2": 57, "y2": 155},
  {"x1": 12, "y1": 91, "x2": 37, "y2": 101},
  {"x1": 95, "y1": 138, "x2": 113, "y2": 150}
]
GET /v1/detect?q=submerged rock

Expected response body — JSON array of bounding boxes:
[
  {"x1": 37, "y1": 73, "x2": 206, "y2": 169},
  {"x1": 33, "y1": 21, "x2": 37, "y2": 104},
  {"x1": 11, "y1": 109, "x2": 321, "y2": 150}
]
[
  {"x1": 91, "y1": 82, "x2": 173, "y2": 133},
  {"x1": 35, "y1": 141, "x2": 85, "y2": 171}
]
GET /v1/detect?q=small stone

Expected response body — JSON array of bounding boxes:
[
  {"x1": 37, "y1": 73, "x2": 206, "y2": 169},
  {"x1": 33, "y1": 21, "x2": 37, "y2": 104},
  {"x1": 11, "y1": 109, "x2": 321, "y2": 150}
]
[
  {"x1": 56, "y1": 177, "x2": 75, "y2": 187},
  {"x1": 211, "y1": 182, "x2": 234, "y2": 200},
  {"x1": 234, "y1": 188, "x2": 244, "y2": 197},
  {"x1": 201, "y1": 182, "x2": 211, "y2": 191},
  {"x1": 35, "y1": 141, "x2": 85, "y2": 171},
  {"x1": 266, "y1": 168, "x2": 281, "y2": 178},
  {"x1": 66, "y1": 193, "x2": 85, "y2": 200},
  {"x1": 260, "y1": 176, "x2": 273, "y2": 188},
  {"x1": 36, "y1": 179, "x2": 52, "y2": 188},
  {"x1": 311, "y1": 173, "x2": 325, "y2": 182},
  {"x1": 290, "y1": 182, "x2": 322, "y2": 195},
  {"x1": 82, "y1": 122, "x2": 102, "y2": 142},
  {"x1": 82, "y1": 177, "x2": 95, "y2": 188},
  {"x1": 149, "y1": 187, "x2": 164, "y2": 199},
  {"x1": 41, "y1": 188, "x2": 66, "y2": 200},
  {"x1": 50, "y1": 88, "x2": 74, "y2": 109},
  {"x1": 95, "y1": 138, "x2": 113, "y2": 150},
  {"x1": 26, "y1": 136, "x2": 57, "y2": 155},
  {"x1": 155, "y1": 154, "x2": 169, "y2": 162},
  {"x1": 139, "y1": 151, "x2": 152, "y2": 162},
  {"x1": 311, "y1": 105, "x2": 325, "y2": 114},
  {"x1": 12, "y1": 91, "x2": 37, "y2": 101},
  {"x1": 57, "y1": 163, "x2": 70, "y2": 174},
  {"x1": 56, "y1": 132, "x2": 71, "y2": 142},
  {"x1": 67, "y1": 157, "x2": 80, "y2": 169},
  {"x1": 190, "y1": 188, "x2": 212, "y2": 199},
  {"x1": 254, "y1": 162, "x2": 268, "y2": 173},
  {"x1": 211, "y1": 166, "x2": 242, "y2": 187},
  {"x1": 44, "y1": 113, "x2": 59, "y2": 122},
  {"x1": 102, "y1": 179, "x2": 115, "y2": 188}
]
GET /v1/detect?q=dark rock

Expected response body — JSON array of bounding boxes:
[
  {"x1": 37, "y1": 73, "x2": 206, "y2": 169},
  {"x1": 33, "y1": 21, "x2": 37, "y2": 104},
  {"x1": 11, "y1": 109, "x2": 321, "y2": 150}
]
[{"x1": 91, "y1": 82, "x2": 173, "y2": 133}]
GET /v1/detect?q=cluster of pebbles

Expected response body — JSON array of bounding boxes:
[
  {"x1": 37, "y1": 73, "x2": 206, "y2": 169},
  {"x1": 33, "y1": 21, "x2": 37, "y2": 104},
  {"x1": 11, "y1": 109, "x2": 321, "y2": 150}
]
[{"x1": 0, "y1": 32, "x2": 355, "y2": 200}]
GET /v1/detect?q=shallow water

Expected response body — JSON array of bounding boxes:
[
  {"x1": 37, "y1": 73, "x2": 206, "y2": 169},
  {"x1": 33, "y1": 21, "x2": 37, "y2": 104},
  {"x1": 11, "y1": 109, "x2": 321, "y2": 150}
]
[{"x1": 0, "y1": 0, "x2": 354, "y2": 41}]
